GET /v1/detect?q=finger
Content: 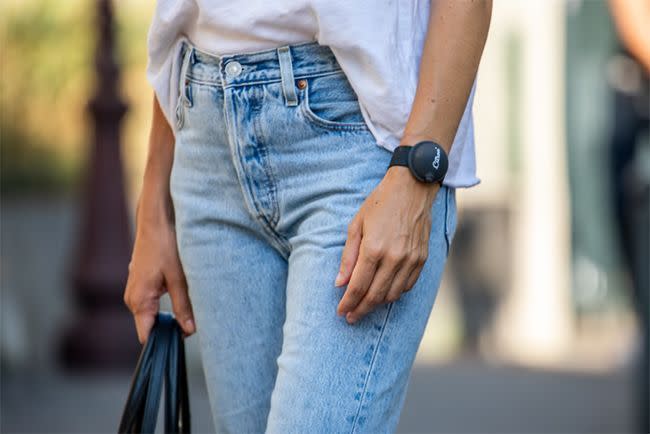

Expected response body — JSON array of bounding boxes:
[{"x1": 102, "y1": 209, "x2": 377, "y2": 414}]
[
  {"x1": 337, "y1": 241, "x2": 380, "y2": 316},
  {"x1": 124, "y1": 274, "x2": 163, "y2": 344},
  {"x1": 406, "y1": 236, "x2": 430, "y2": 291},
  {"x1": 128, "y1": 286, "x2": 160, "y2": 344},
  {"x1": 335, "y1": 215, "x2": 362, "y2": 287},
  {"x1": 165, "y1": 267, "x2": 196, "y2": 336},
  {"x1": 346, "y1": 259, "x2": 397, "y2": 324},
  {"x1": 404, "y1": 260, "x2": 425, "y2": 292},
  {"x1": 134, "y1": 302, "x2": 159, "y2": 344},
  {"x1": 384, "y1": 260, "x2": 416, "y2": 303}
]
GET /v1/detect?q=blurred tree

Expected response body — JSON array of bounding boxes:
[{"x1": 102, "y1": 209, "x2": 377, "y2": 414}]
[
  {"x1": 0, "y1": 1, "x2": 93, "y2": 194},
  {"x1": 0, "y1": 0, "x2": 155, "y2": 196}
]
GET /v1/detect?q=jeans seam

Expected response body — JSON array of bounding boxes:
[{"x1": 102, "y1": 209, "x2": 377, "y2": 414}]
[
  {"x1": 350, "y1": 302, "x2": 394, "y2": 434},
  {"x1": 243, "y1": 172, "x2": 291, "y2": 259},
  {"x1": 298, "y1": 81, "x2": 370, "y2": 132},
  {"x1": 184, "y1": 69, "x2": 344, "y2": 89},
  {"x1": 253, "y1": 114, "x2": 281, "y2": 227}
]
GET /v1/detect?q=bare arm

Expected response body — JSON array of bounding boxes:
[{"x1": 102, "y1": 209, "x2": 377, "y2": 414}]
[
  {"x1": 124, "y1": 95, "x2": 196, "y2": 343},
  {"x1": 335, "y1": 0, "x2": 492, "y2": 324},
  {"x1": 137, "y1": 96, "x2": 176, "y2": 226},
  {"x1": 401, "y1": 0, "x2": 492, "y2": 151}
]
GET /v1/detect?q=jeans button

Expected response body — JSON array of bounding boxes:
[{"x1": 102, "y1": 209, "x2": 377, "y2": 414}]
[{"x1": 225, "y1": 61, "x2": 242, "y2": 77}]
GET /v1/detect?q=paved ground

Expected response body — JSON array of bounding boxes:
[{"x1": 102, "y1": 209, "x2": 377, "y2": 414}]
[{"x1": 1, "y1": 358, "x2": 638, "y2": 434}]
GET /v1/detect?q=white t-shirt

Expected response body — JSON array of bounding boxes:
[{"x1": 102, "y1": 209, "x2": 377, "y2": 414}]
[{"x1": 146, "y1": 0, "x2": 480, "y2": 188}]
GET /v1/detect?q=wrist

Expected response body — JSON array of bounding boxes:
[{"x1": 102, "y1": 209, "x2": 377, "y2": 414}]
[
  {"x1": 389, "y1": 138, "x2": 448, "y2": 191},
  {"x1": 385, "y1": 165, "x2": 440, "y2": 204},
  {"x1": 136, "y1": 189, "x2": 174, "y2": 230}
]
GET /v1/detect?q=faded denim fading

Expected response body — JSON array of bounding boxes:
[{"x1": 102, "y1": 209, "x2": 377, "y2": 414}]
[{"x1": 169, "y1": 39, "x2": 457, "y2": 434}]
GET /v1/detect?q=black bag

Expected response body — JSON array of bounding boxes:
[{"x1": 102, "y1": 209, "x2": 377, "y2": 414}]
[{"x1": 118, "y1": 312, "x2": 191, "y2": 434}]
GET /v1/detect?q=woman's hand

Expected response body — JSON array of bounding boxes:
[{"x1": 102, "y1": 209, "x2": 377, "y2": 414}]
[
  {"x1": 123, "y1": 94, "x2": 196, "y2": 344},
  {"x1": 335, "y1": 165, "x2": 440, "y2": 324},
  {"x1": 124, "y1": 206, "x2": 196, "y2": 344},
  {"x1": 333, "y1": 0, "x2": 492, "y2": 324}
]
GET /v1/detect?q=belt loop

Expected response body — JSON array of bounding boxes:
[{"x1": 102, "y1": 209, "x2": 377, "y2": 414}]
[{"x1": 277, "y1": 45, "x2": 298, "y2": 106}]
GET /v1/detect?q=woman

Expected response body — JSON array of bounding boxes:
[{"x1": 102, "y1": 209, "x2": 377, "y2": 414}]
[{"x1": 124, "y1": 1, "x2": 492, "y2": 432}]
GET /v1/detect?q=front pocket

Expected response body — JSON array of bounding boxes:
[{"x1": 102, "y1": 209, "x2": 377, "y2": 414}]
[
  {"x1": 298, "y1": 71, "x2": 370, "y2": 132},
  {"x1": 175, "y1": 78, "x2": 195, "y2": 131}
]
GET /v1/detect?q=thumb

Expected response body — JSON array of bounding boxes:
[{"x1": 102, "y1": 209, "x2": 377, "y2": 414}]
[
  {"x1": 335, "y1": 216, "x2": 362, "y2": 287},
  {"x1": 165, "y1": 268, "x2": 196, "y2": 336}
]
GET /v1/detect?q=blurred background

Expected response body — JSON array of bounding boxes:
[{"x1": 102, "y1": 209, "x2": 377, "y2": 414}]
[{"x1": 1, "y1": 0, "x2": 648, "y2": 433}]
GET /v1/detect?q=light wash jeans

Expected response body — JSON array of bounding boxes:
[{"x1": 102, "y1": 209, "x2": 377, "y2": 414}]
[{"x1": 169, "y1": 39, "x2": 458, "y2": 434}]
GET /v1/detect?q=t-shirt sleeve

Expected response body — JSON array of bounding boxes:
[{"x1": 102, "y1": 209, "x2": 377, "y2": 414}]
[{"x1": 145, "y1": 1, "x2": 196, "y2": 134}]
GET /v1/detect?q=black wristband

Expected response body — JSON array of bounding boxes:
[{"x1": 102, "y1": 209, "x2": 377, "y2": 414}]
[{"x1": 387, "y1": 141, "x2": 448, "y2": 184}]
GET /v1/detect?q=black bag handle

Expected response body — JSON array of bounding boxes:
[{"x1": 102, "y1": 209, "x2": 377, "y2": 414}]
[{"x1": 118, "y1": 312, "x2": 191, "y2": 434}]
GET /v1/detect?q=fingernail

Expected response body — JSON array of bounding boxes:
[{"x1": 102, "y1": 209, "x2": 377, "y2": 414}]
[
  {"x1": 185, "y1": 319, "x2": 195, "y2": 333},
  {"x1": 346, "y1": 313, "x2": 356, "y2": 324},
  {"x1": 334, "y1": 271, "x2": 343, "y2": 286}
]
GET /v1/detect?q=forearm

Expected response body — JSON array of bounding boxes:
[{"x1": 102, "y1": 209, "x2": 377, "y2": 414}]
[
  {"x1": 401, "y1": 0, "x2": 492, "y2": 152},
  {"x1": 608, "y1": 0, "x2": 650, "y2": 73},
  {"x1": 137, "y1": 94, "x2": 176, "y2": 229},
  {"x1": 338, "y1": 1, "x2": 492, "y2": 316}
]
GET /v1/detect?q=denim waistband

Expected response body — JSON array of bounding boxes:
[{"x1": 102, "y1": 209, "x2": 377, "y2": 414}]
[{"x1": 179, "y1": 39, "x2": 343, "y2": 88}]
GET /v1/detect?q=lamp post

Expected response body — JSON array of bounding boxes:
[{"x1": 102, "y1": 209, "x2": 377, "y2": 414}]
[{"x1": 59, "y1": 0, "x2": 140, "y2": 370}]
